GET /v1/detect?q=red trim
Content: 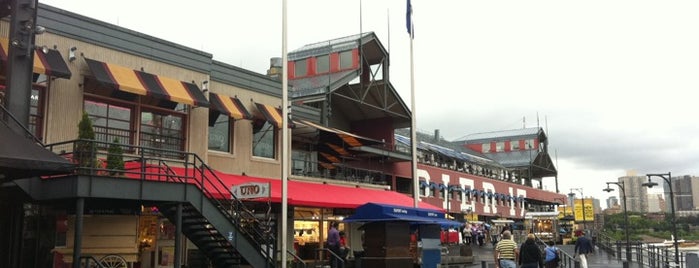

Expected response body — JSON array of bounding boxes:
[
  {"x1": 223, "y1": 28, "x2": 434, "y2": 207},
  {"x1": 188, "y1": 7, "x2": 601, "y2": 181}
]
[
  {"x1": 287, "y1": 61, "x2": 295, "y2": 79},
  {"x1": 329, "y1": 53, "x2": 340, "y2": 72}
]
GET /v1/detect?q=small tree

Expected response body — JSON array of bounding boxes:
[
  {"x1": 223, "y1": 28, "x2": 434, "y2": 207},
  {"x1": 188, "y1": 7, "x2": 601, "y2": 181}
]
[
  {"x1": 106, "y1": 138, "x2": 125, "y2": 176},
  {"x1": 76, "y1": 111, "x2": 96, "y2": 173}
]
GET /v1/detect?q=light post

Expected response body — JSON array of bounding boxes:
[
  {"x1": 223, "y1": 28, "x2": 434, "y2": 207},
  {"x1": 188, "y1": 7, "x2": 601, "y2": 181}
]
[
  {"x1": 604, "y1": 181, "x2": 631, "y2": 262},
  {"x1": 568, "y1": 188, "x2": 587, "y2": 233},
  {"x1": 643, "y1": 172, "x2": 679, "y2": 266}
]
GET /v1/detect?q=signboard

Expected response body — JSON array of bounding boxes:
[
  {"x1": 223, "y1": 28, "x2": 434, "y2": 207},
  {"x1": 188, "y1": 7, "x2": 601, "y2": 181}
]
[
  {"x1": 231, "y1": 182, "x2": 270, "y2": 199},
  {"x1": 557, "y1": 205, "x2": 574, "y2": 219},
  {"x1": 573, "y1": 199, "x2": 594, "y2": 222}
]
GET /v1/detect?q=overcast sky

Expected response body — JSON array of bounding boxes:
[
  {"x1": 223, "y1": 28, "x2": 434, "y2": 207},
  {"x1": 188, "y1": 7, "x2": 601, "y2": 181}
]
[{"x1": 41, "y1": 0, "x2": 699, "y2": 208}]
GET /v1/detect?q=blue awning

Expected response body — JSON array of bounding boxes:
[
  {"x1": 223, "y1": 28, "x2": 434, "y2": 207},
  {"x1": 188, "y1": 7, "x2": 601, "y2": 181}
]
[{"x1": 343, "y1": 203, "x2": 462, "y2": 228}]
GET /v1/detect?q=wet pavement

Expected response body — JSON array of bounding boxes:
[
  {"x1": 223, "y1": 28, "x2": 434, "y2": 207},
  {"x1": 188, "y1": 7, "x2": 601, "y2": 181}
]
[{"x1": 463, "y1": 243, "x2": 643, "y2": 268}]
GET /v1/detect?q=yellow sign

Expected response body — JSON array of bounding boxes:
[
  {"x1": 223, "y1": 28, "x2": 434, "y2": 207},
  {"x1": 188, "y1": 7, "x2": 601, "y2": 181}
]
[
  {"x1": 557, "y1": 205, "x2": 573, "y2": 219},
  {"x1": 573, "y1": 199, "x2": 594, "y2": 222}
]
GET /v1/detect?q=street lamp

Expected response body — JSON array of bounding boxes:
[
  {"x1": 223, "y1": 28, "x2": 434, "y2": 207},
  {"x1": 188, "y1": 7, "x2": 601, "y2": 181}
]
[
  {"x1": 568, "y1": 188, "x2": 587, "y2": 233},
  {"x1": 643, "y1": 172, "x2": 679, "y2": 266},
  {"x1": 604, "y1": 181, "x2": 631, "y2": 262}
]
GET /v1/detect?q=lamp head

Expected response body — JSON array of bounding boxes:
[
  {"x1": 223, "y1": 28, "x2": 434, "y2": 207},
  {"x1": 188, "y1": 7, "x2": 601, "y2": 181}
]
[
  {"x1": 567, "y1": 192, "x2": 575, "y2": 198},
  {"x1": 642, "y1": 181, "x2": 658, "y2": 188},
  {"x1": 603, "y1": 186, "x2": 614, "y2": 193}
]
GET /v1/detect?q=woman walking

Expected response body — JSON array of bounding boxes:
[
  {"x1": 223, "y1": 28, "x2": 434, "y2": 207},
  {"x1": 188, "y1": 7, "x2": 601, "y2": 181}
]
[{"x1": 519, "y1": 233, "x2": 544, "y2": 268}]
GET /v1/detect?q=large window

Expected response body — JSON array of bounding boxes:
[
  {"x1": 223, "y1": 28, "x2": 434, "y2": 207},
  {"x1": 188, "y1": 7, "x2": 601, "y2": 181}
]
[
  {"x1": 495, "y1": 141, "x2": 504, "y2": 152},
  {"x1": 208, "y1": 114, "x2": 231, "y2": 152},
  {"x1": 84, "y1": 100, "x2": 133, "y2": 145},
  {"x1": 252, "y1": 119, "x2": 276, "y2": 159},
  {"x1": 295, "y1": 59, "x2": 308, "y2": 77},
  {"x1": 482, "y1": 143, "x2": 491, "y2": 153},
  {"x1": 316, "y1": 55, "x2": 329, "y2": 74},
  {"x1": 140, "y1": 111, "x2": 184, "y2": 153},
  {"x1": 339, "y1": 50, "x2": 353, "y2": 69}
]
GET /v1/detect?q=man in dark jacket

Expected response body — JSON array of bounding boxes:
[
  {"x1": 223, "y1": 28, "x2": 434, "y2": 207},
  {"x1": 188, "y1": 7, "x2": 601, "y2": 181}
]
[
  {"x1": 519, "y1": 233, "x2": 544, "y2": 268},
  {"x1": 574, "y1": 232, "x2": 594, "y2": 268}
]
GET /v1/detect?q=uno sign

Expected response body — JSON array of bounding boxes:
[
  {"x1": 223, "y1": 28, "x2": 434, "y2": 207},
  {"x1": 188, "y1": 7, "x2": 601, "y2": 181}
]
[{"x1": 232, "y1": 182, "x2": 270, "y2": 200}]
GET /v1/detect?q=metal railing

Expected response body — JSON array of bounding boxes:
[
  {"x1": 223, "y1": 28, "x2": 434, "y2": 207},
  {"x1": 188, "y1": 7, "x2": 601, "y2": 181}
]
[
  {"x1": 44, "y1": 139, "x2": 277, "y2": 266},
  {"x1": 291, "y1": 158, "x2": 386, "y2": 185},
  {"x1": 596, "y1": 232, "x2": 688, "y2": 268}
]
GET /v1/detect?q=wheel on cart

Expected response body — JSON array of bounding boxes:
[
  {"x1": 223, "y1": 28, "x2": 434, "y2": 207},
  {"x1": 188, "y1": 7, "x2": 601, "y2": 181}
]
[{"x1": 98, "y1": 254, "x2": 128, "y2": 268}]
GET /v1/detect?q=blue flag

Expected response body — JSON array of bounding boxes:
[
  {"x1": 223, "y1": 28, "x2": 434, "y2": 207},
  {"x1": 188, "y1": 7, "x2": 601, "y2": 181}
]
[{"x1": 406, "y1": 0, "x2": 413, "y2": 37}]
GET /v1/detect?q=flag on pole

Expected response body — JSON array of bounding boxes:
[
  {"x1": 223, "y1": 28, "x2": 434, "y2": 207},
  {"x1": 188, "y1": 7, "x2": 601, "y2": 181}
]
[{"x1": 406, "y1": 0, "x2": 413, "y2": 37}]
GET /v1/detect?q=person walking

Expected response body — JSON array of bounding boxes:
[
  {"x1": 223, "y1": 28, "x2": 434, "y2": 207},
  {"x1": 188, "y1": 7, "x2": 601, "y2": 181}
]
[
  {"x1": 494, "y1": 230, "x2": 519, "y2": 268},
  {"x1": 326, "y1": 222, "x2": 342, "y2": 268},
  {"x1": 574, "y1": 232, "x2": 594, "y2": 268},
  {"x1": 543, "y1": 241, "x2": 561, "y2": 268},
  {"x1": 519, "y1": 233, "x2": 544, "y2": 268}
]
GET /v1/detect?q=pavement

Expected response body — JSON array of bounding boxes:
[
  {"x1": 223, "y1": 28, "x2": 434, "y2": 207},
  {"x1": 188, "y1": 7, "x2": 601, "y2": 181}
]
[{"x1": 463, "y1": 243, "x2": 643, "y2": 268}]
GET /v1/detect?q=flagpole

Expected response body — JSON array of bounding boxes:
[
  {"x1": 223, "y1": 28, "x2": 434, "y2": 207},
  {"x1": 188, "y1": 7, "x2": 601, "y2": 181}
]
[
  {"x1": 281, "y1": 0, "x2": 289, "y2": 266},
  {"x1": 408, "y1": 0, "x2": 419, "y2": 209}
]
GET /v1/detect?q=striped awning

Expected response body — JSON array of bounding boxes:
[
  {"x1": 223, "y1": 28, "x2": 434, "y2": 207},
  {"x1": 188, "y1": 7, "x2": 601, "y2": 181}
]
[
  {"x1": 85, "y1": 58, "x2": 209, "y2": 107},
  {"x1": 255, "y1": 103, "x2": 282, "y2": 129},
  {"x1": 0, "y1": 38, "x2": 72, "y2": 79},
  {"x1": 209, "y1": 92, "x2": 252, "y2": 120},
  {"x1": 294, "y1": 119, "x2": 383, "y2": 147}
]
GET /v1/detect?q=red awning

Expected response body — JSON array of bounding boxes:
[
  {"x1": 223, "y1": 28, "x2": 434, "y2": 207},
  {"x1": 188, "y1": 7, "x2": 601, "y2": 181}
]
[{"x1": 131, "y1": 163, "x2": 441, "y2": 211}]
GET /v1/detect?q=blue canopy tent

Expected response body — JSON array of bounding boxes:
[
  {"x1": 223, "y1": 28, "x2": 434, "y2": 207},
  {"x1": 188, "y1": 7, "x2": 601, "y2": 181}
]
[{"x1": 343, "y1": 202, "x2": 462, "y2": 228}]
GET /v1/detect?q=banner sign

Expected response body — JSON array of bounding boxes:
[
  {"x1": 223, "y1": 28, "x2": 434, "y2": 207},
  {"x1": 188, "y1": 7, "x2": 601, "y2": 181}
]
[{"x1": 231, "y1": 182, "x2": 270, "y2": 199}]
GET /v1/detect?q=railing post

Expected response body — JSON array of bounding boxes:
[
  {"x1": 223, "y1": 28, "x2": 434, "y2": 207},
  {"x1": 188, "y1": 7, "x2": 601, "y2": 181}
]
[{"x1": 617, "y1": 240, "x2": 622, "y2": 260}]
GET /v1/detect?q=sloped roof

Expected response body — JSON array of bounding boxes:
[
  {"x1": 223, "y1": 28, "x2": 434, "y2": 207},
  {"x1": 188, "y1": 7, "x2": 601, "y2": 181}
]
[
  {"x1": 394, "y1": 130, "x2": 503, "y2": 168},
  {"x1": 459, "y1": 127, "x2": 543, "y2": 143},
  {"x1": 289, "y1": 32, "x2": 378, "y2": 60}
]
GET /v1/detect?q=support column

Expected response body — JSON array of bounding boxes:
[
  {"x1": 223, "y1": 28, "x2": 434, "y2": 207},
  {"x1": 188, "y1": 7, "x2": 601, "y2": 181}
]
[
  {"x1": 72, "y1": 198, "x2": 84, "y2": 268},
  {"x1": 174, "y1": 203, "x2": 183, "y2": 268}
]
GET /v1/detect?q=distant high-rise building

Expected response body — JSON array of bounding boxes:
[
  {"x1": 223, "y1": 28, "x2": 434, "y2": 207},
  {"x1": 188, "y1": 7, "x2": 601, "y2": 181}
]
[
  {"x1": 647, "y1": 194, "x2": 663, "y2": 213},
  {"x1": 607, "y1": 196, "x2": 619, "y2": 209},
  {"x1": 619, "y1": 176, "x2": 648, "y2": 213},
  {"x1": 670, "y1": 175, "x2": 699, "y2": 212}
]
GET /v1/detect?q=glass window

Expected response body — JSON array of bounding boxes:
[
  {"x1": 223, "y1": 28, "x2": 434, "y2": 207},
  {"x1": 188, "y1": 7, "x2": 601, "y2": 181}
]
[
  {"x1": 140, "y1": 111, "x2": 184, "y2": 157},
  {"x1": 525, "y1": 139, "x2": 535, "y2": 149},
  {"x1": 84, "y1": 100, "x2": 133, "y2": 146},
  {"x1": 29, "y1": 87, "x2": 45, "y2": 140},
  {"x1": 482, "y1": 143, "x2": 490, "y2": 153},
  {"x1": 208, "y1": 114, "x2": 230, "y2": 152},
  {"x1": 495, "y1": 141, "x2": 504, "y2": 152},
  {"x1": 511, "y1": 140, "x2": 520, "y2": 150},
  {"x1": 339, "y1": 50, "x2": 353, "y2": 69},
  {"x1": 295, "y1": 59, "x2": 308, "y2": 77},
  {"x1": 252, "y1": 119, "x2": 276, "y2": 159},
  {"x1": 316, "y1": 55, "x2": 329, "y2": 74}
]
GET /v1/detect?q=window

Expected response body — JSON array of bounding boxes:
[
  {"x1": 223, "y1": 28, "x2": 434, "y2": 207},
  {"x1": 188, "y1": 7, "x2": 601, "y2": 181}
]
[
  {"x1": 1, "y1": 86, "x2": 46, "y2": 140},
  {"x1": 84, "y1": 100, "x2": 133, "y2": 146},
  {"x1": 29, "y1": 87, "x2": 45, "y2": 140},
  {"x1": 208, "y1": 114, "x2": 230, "y2": 152},
  {"x1": 295, "y1": 59, "x2": 308, "y2": 77},
  {"x1": 525, "y1": 139, "x2": 535, "y2": 149},
  {"x1": 339, "y1": 50, "x2": 353, "y2": 69},
  {"x1": 511, "y1": 140, "x2": 520, "y2": 150},
  {"x1": 482, "y1": 143, "x2": 490, "y2": 153},
  {"x1": 316, "y1": 55, "x2": 329, "y2": 74},
  {"x1": 140, "y1": 111, "x2": 184, "y2": 155},
  {"x1": 495, "y1": 141, "x2": 504, "y2": 152},
  {"x1": 252, "y1": 119, "x2": 276, "y2": 159}
]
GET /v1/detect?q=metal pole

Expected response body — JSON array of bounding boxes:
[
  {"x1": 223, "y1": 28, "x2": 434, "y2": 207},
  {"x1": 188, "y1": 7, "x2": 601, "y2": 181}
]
[
  {"x1": 621, "y1": 183, "x2": 631, "y2": 262},
  {"x1": 665, "y1": 173, "x2": 679, "y2": 266}
]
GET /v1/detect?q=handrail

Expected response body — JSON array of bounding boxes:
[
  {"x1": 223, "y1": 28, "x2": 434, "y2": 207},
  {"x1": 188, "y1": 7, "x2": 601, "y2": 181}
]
[
  {"x1": 315, "y1": 248, "x2": 344, "y2": 266},
  {"x1": 282, "y1": 249, "x2": 307, "y2": 268}
]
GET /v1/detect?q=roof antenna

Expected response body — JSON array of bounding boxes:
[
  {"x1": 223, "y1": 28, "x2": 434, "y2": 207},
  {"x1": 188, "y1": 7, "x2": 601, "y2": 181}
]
[{"x1": 522, "y1": 116, "x2": 526, "y2": 128}]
